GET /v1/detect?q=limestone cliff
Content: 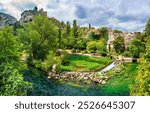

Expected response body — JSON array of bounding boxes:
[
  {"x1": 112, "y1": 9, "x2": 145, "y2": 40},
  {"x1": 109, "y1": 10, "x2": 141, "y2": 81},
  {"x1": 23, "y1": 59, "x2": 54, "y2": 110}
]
[
  {"x1": 0, "y1": 13, "x2": 17, "y2": 28},
  {"x1": 19, "y1": 7, "x2": 47, "y2": 25}
]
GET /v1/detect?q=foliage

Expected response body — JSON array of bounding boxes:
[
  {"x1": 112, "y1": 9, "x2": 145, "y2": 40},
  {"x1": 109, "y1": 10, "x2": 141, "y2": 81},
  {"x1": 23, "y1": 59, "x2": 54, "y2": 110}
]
[
  {"x1": 71, "y1": 20, "x2": 78, "y2": 38},
  {"x1": 113, "y1": 36, "x2": 125, "y2": 54},
  {"x1": 128, "y1": 38, "x2": 145, "y2": 58},
  {"x1": 17, "y1": 16, "x2": 61, "y2": 73},
  {"x1": 86, "y1": 41, "x2": 106, "y2": 54},
  {"x1": 61, "y1": 51, "x2": 70, "y2": 66},
  {"x1": 104, "y1": 63, "x2": 138, "y2": 96},
  {"x1": 17, "y1": 16, "x2": 58, "y2": 61},
  {"x1": 76, "y1": 38, "x2": 87, "y2": 50},
  {"x1": 145, "y1": 19, "x2": 150, "y2": 36},
  {"x1": 61, "y1": 21, "x2": 71, "y2": 48},
  {"x1": 0, "y1": 27, "x2": 31, "y2": 96},
  {"x1": 88, "y1": 32, "x2": 100, "y2": 40},
  {"x1": 99, "y1": 27, "x2": 108, "y2": 41},
  {"x1": 114, "y1": 29, "x2": 122, "y2": 33},
  {"x1": 130, "y1": 39, "x2": 150, "y2": 96}
]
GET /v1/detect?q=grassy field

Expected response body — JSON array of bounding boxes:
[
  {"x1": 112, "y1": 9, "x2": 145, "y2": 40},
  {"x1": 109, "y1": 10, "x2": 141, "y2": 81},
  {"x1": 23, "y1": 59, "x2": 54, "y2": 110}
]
[{"x1": 61, "y1": 55, "x2": 112, "y2": 72}]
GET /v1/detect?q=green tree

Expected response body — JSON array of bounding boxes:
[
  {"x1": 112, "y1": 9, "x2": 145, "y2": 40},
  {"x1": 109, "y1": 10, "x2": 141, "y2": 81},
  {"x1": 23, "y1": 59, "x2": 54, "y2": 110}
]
[
  {"x1": 99, "y1": 27, "x2": 108, "y2": 41},
  {"x1": 58, "y1": 25, "x2": 62, "y2": 48},
  {"x1": 86, "y1": 41, "x2": 104, "y2": 54},
  {"x1": 89, "y1": 23, "x2": 91, "y2": 29},
  {"x1": 113, "y1": 36, "x2": 125, "y2": 54},
  {"x1": 61, "y1": 21, "x2": 71, "y2": 48},
  {"x1": 72, "y1": 20, "x2": 78, "y2": 38},
  {"x1": 145, "y1": 19, "x2": 150, "y2": 36},
  {"x1": 18, "y1": 16, "x2": 58, "y2": 61},
  {"x1": 128, "y1": 39, "x2": 145, "y2": 58},
  {"x1": 88, "y1": 32, "x2": 100, "y2": 40},
  {"x1": 130, "y1": 39, "x2": 150, "y2": 96},
  {"x1": 0, "y1": 27, "x2": 31, "y2": 96},
  {"x1": 76, "y1": 38, "x2": 87, "y2": 50}
]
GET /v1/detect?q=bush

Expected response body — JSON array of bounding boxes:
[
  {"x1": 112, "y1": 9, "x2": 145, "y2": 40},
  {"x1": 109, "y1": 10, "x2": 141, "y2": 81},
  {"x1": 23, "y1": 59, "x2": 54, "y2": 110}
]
[
  {"x1": 62, "y1": 52, "x2": 70, "y2": 66},
  {"x1": 71, "y1": 49, "x2": 76, "y2": 53},
  {"x1": 122, "y1": 51, "x2": 131, "y2": 57},
  {"x1": 81, "y1": 50, "x2": 88, "y2": 54}
]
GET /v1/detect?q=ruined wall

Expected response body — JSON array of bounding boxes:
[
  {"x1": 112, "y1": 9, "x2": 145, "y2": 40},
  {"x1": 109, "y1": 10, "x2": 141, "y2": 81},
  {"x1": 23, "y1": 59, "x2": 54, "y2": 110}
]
[{"x1": 107, "y1": 28, "x2": 136, "y2": 51}]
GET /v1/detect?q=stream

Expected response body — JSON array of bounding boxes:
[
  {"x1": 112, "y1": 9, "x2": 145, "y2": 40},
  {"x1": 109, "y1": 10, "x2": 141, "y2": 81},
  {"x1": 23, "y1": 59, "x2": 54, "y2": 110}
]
[{"x1": 98, "y1": 61, "x2": 116, "y2": 75}]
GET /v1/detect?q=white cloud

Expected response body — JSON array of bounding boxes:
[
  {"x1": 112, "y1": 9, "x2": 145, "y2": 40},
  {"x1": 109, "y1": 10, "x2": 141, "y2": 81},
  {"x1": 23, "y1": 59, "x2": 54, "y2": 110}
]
[{"x1": 0, "y1": 0, "x2": 150, "y2": 32}]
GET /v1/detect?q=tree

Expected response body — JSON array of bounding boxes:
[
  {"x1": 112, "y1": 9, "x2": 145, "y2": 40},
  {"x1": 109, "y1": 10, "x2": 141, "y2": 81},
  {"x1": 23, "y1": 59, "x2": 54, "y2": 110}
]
[
  {"x1": 61, "y1": 21, "x2": 71, "y2": 48},
  {"x1": 18, "y1": 16, "x2": 58, "y2": 61},
  {"x1": 86, "y1": 41, "x2": 104, "y2": 54},
  {"x1": 71, "y1": 20, "x2": 78, "y2": 38},
  {"x1": 99, "y1": 27, "x2": 108, "y2": 40},
  {"x1": 88, "y1": 32, "x2": 100, "y2": 40},
  {"x1": 128, "y1": 39, "x2": 145, "y2": 58},
  {"x1": 113, "y1": 36, "x2": 125, "y2": 54},
  {"x1": 76, "y1": 38, "x2": 87, "y2": 50},
  {"x1": 145, "y1": 19, "x2": 150, "y2": 36},
  {"x1": 130, "y1": 39, "x2": 150, "y2": 96},
  {"x1": 0, "y1": 27, "x2": 31, "y2": 96},
  {"x1": 89, "y1": 23, "x2": 91, "y2": 29},
  {"x1": 58, "y1": 25, "x2": 62, "y2": 48}
]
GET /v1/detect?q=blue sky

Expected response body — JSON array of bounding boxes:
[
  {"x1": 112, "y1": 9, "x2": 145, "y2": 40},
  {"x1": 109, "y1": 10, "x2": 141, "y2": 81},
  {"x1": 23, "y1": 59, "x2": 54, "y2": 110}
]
[{"x1": 0, "y1": 0, "x2": 150, "y2": 32}]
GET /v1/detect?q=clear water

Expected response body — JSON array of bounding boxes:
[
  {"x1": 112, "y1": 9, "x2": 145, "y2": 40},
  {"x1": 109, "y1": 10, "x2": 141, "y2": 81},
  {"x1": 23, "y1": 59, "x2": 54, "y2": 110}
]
[{"x1": 98, "y1": 62, "x2": 116, "y2": 75}]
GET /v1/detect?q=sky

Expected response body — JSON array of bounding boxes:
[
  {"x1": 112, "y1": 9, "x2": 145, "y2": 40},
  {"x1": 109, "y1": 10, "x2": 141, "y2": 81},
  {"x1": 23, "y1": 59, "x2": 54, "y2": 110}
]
[{"x1": 0, "y1": 0, "x2": 150, "y2": 32}]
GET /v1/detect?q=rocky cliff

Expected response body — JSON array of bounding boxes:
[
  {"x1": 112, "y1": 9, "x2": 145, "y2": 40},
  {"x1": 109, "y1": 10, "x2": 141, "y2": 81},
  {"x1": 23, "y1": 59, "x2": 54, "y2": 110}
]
[
  {"x1": 19, "y1": 7, "x2": 47, "y2": 25},
  {"x1": 0, "y1": 13, "x2": 17, "y2": 28}
]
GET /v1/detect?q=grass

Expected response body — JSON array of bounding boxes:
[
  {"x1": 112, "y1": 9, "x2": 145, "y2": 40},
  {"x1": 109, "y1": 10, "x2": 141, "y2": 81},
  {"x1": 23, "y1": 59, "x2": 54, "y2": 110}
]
[
  {"x1": 99, "y1": 63, "x2": 138, "y2": 96},
  {"x1": 61, "y1": 55, "x2": 112, "y2": 72}
]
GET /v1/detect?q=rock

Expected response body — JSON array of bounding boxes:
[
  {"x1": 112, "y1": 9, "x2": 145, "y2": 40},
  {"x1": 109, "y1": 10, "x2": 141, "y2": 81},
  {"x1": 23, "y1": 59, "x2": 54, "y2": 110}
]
[
  {"x1": 83, "y1": 77, "x2": 88, "y2": 80},
  {"x1": 114, "y1": 68, "x2": 121, "y2": 73},
  {"x1": 48, "y1": 76, "x2": 51, "y2": 79},
  {"x1": 101, "y1": 80, "x2": 107, "y2": 85},
  {"x1": 0, "y1": 13, "x2": 17, "y2": 28},
  {"x1": 104, "y1": 76, "x2": 110, "y2": 81},
  {"x1": 99, "y1": 80, "x2": 102, "y2": 83},
  {"x1": 52, "y1": 64, "x2": 57, "y2": 73},
  {"x1": 19, "y1": 7, "x2": 47, "y2": 25}
]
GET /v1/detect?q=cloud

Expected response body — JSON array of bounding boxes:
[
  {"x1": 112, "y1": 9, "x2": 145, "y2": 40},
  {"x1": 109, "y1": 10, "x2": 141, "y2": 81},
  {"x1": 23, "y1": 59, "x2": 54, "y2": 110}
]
[
  {"x1": 0, "y1": 0, "x2": 150, "y2": 32},
  {"x1": 75, "y1": 5, "x2": 87, "y2": 19}
]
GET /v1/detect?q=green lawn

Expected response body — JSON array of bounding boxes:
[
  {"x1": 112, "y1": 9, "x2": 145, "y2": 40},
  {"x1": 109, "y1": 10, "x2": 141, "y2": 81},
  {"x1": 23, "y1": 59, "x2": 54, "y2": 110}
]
[{"x1": 61, "y1": 55, "x2": 112, "y2": 71}]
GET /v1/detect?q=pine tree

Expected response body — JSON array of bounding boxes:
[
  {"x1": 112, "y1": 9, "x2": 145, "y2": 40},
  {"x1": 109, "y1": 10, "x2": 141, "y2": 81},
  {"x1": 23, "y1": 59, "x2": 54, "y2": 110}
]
[
  {"x1": 72, "y1": 19, "x2": 78, "y2": 38},
  {"x1": 89, "y1": 23, "x2": 91, "y2": 30}
]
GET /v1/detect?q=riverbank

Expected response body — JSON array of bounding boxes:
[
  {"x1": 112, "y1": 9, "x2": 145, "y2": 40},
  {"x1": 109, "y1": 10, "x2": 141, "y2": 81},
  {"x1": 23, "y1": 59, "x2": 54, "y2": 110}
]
[{"x1": 25, "y1": 63, "x2": 138, "y2": 96}]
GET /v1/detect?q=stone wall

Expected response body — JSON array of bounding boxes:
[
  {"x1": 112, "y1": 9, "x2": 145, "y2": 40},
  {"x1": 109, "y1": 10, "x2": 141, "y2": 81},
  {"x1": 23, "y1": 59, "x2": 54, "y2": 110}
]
[
  {"x1": 107, "y1": 28, "x2": 136, "y2": 51},
  {"x1": 48, "y1": 71, "x2": 110, "y2": 85}
]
